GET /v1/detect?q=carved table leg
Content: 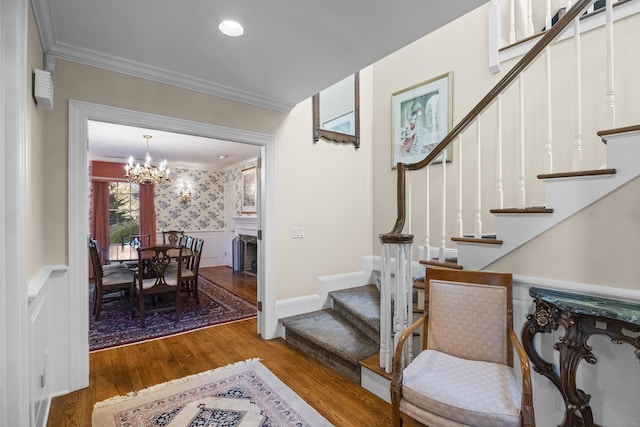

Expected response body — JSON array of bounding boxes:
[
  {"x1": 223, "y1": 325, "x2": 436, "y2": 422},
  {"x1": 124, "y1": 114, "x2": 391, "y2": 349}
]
[
  {"x1": 554, "y1": 314, "x2": 596, "y2": 427},
  {"x1": 522, "y1": 298, "x2": 596, "y2": 427}
]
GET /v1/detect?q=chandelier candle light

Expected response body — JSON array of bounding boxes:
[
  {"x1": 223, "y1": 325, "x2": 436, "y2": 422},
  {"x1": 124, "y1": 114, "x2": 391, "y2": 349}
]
[{"x1": 125, "y1": 134, "x2": 170, "y2": 185}]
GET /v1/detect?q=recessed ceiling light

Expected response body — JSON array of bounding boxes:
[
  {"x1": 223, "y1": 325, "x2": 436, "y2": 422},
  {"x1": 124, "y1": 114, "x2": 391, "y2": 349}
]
[
  {"x1": 218, "y1": 155, "x2": 228, "y2": 160},
  {"x1": 219, "y1": 20, "x2": 245, "y2": 37}
]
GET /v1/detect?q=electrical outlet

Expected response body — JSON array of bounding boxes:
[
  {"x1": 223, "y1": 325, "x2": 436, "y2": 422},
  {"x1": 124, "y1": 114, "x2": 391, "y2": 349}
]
[{"x1": 291, "y1": 227, "x2": 305, "y2": 239}]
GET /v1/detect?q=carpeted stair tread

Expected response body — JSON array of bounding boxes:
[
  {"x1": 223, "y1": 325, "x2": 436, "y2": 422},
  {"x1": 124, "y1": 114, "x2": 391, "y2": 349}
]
[
  {"x1": 329, "y1": 285, "x2": 380, "y2": 343},
  {"x1": 282, "y1": 309, "x2": 378, "y2": 366}
]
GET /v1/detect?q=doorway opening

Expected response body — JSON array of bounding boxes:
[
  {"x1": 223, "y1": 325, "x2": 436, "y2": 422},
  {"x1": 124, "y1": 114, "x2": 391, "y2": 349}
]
[{"x1": 68, "y1": 100, "x2": 276, "y2": 392}]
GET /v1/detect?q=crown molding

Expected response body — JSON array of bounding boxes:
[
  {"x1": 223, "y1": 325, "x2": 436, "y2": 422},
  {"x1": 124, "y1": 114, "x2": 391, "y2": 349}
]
[{"x1": 30, "y1": 0, "x2": 294, "y2": 113}]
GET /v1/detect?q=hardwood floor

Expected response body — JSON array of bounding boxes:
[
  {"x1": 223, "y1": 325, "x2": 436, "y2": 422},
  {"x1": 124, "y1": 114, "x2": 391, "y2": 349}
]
[
  {"x1": 198, "y1": 265, "x2": 258, "y2": 305},
  {"x1": 48, "y1": 266, "x2": 391, "y2": 426}
]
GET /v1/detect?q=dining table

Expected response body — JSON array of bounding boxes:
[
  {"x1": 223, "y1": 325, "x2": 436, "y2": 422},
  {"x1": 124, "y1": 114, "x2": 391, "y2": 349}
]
[{"x1": 109, "y1": 244, "x2": 193, "y2": 264}]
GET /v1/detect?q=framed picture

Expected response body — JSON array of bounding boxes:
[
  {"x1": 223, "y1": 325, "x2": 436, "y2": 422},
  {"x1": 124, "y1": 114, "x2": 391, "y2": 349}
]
[
  {"x1": 241, "y1": 166, "x2": 257, "y2": 214},
  {"x1": 391, "y1": 72, "x2": 453, "y2": 169}
]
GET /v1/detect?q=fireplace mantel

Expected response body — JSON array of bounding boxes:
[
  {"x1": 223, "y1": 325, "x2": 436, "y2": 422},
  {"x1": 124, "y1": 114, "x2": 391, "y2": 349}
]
[{"x1": 233, "y1": 216, "x2": 258, "y2": 237}]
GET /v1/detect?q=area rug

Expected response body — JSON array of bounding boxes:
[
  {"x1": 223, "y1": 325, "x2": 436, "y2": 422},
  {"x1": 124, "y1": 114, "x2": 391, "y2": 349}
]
[
  {"x1": 92, "y1": 359, "x2": 333, "y2": 426},
  {"x1": 90, "y1": 275, "x2": 256, "y2": 351}
]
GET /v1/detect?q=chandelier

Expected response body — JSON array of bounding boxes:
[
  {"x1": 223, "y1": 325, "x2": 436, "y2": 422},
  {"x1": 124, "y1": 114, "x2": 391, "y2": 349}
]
[{"x1": 124, "y1": 134, "x2": 170, "y2": 185}]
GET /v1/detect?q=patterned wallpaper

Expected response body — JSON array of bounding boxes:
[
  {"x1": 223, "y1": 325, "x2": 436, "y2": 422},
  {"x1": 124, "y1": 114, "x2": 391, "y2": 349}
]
[{"x1": 155, "y1": 159, "x2": 257, "y2": 232}]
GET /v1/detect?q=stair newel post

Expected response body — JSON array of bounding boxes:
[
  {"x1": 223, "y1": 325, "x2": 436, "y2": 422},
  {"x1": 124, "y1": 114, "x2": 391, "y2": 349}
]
[
  {"x1": 379, "y1": 243, "x2": 393, "y2": 372},
  {"x1": 379, "y1": 234, "x2": 414, "y2": 374},
  {"x1": 380, "y1": 163, "x2": 414, "y2": 373}
]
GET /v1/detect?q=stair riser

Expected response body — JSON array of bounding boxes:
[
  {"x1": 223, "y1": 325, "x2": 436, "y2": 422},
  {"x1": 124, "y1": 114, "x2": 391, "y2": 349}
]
[
  {"x1": 331, "y1": 300, "x2": 379, "y2": 343},
  {"x1": 285, "y1": 329, "x2": 361, "y2": 383}
]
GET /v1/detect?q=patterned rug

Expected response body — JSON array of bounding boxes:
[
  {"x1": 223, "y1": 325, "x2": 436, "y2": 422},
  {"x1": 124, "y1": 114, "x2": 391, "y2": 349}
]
[
  {"x1": 92, "y1": 359, "x2": 333, "y2": 426},
  {"x1": 90, "y1": 275, "x2": 256, "y2": 351}
]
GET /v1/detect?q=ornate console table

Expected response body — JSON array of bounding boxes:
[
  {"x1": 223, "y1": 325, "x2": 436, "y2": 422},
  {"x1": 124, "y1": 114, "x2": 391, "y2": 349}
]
[{"x1": 522, "y1": 287, "x2": 640, "y2": 427}]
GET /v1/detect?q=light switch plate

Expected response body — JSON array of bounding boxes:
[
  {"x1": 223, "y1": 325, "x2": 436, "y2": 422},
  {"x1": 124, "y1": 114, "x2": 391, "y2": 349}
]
[{"x1": 291, "y1": 227, "x2": 305, "y2": 239}]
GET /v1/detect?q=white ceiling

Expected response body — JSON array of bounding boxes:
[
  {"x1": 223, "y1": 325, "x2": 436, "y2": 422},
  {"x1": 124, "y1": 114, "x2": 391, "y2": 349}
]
[
  {"x1": 33, "y1": 0, "x2": 486, "y2": 170},
  {"x1": 87, "y1": 121, "x2": 260, "y2": 171}
]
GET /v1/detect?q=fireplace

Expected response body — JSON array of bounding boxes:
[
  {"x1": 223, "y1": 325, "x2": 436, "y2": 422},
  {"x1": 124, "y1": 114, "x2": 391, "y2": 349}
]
[
  {"x1": 232, "y1": 234, "x2": 257, "y2": 275},
  {"x1": 232, "y1": 216, "x2": 258, "y2": 275}
]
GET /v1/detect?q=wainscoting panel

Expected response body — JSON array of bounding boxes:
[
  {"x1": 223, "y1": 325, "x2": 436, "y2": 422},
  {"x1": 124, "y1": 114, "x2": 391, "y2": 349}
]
[{"x1": 28, "y1": 265, "x2": 68, "y2": 427}]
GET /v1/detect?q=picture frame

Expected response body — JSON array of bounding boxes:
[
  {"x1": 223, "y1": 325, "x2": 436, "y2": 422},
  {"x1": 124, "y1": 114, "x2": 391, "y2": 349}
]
[
  {"x1": 391, "y1": 72, "x2": 453, "y2": 169},
  {"x1": 240, "y1": 166, "x2": 257, "y2": 214}
]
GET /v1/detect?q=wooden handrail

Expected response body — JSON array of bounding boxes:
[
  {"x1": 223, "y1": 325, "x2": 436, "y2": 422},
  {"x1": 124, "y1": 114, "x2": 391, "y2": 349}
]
[{"x1": 387, "y1": 0, "x2": 596, "y2": 235}]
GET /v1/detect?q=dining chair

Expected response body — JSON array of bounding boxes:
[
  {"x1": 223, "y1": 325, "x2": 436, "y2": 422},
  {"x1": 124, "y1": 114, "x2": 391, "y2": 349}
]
[
  {"x1": 180, "y1": 238, "x2": 204, "y2": 304},
  {"x1": 184, "y1": 235, "x2": 195, "y2": 251},
  {"x1": 130, "y1": 245, "x2": 183, "y2": 327},
  {"x1": 162, "y1": 230, "x2": 184, "y2": 246},
  {"x1": 88, "y1": 239, "x2": 133, "y2": 321},
  {"x1": 121, "y1": 233, "x2": 150, "y2": 249},
  {"x1": 391, "y1": 268, "x2": 535, "y2": 427}
]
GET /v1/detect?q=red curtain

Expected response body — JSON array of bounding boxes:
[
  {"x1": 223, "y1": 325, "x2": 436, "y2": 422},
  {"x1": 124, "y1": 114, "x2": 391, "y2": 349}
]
[
  {"x1": 91, "y1": 181, "x2": 110, "y2": 265},
  {"x1": 139, "y1": 184, "x2": 157, "y2": 246}
]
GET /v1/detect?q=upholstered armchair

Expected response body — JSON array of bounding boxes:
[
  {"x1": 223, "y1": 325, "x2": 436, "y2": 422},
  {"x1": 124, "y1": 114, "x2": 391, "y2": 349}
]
[{"x1": 391, "y1": 268, "x2": 535, "y2": 427}]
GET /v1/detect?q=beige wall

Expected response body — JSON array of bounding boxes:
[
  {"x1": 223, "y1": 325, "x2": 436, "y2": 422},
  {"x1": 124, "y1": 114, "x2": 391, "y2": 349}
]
[
  {"x1": 274, "y1": 67, "x2": 373, "y2": 299},
  {"x1": 370, "y1": 3, "x2": 640, "y2": 289},
  {"x1": 371, "y1": 5, "x2": 500, "y2": 255},
  {"x1": 27, "y1": 3, "x2": 47, "y2": 278},
  {"x1": 28, "y1": 21, "x2": 373, "y2": 299}
]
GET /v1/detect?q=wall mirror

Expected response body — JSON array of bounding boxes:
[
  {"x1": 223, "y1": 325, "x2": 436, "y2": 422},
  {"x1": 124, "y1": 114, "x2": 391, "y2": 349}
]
[{"x1": 313, "y1": 72, "x2": 359, "y2": 149}]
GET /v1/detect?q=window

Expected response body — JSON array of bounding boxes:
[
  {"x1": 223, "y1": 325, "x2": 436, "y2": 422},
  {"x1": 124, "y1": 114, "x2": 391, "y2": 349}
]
[{"x1": 109, "y1": 182, "x2": 140, "y2": 248}]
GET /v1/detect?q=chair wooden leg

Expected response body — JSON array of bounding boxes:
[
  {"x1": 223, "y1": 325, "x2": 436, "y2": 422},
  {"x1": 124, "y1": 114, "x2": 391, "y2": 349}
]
[
  {"x1": 139, "y1": 293, "x2": 146, "y2": 328},
  {"x1": 94, "y1": 299, "x2": 102, "y2": 320},
  {"x1": 193, "y1": 278, "x2": 199, "y2": 304}
]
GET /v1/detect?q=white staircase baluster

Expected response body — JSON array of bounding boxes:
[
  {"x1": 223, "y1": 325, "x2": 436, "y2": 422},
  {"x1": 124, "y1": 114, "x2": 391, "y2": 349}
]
[
  {"x1": 545, "y1": 0, "x2": 552, "y2": 30},
  {"x1": 379, "y1": 243, "x2": 392, "y2": 372},
  {"x1": 526, "y1": 0, "x2": 534, "y2": 36},
  {"x1": 545, "y1": 45, "x2": 554, "y2": 174},
  {"x1": 395, "y1": 243, "x2": 412, "y2": 367},
  {"x1": 605, "y1": 0, "x2": 616, "y2": 127},
  {"x1": 456, "y1": 135, "x2": 464, "y2": 237},
  {"x1": 474, "y1": 118, "x2": 482, "y2": 238},
  {"x1": 573, "y1": 13, "x2": 583, "y2": 171},
  {"x1": 509, "y1": 0, "x2": 517, "y2": 43},
  {"x1": 496, "y1": 96, "x2": 504, "y2": 209},
  {"x1": 518, "y1": 74, "x2": 526, "y2": 208},
  {"x1": 489, "y1": 0, "x2": 501, "y2": 73},
  {"x1": 424, "y1": 167, "x2": 430, "y2": 260},
  {"x1": 407, "y1": 173, "x2": 412, "y2": 234},
  {"x1": 439, "y1": 152, "x2": 447, "y2": 262}
]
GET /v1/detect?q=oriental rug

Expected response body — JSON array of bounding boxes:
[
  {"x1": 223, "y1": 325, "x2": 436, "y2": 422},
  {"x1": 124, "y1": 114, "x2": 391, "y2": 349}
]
[
  {"x1": 89, "y1": 275, "x2": 256, "y2": 351},
  {"x1": 92, "y1": 359, "x2": 333, "y2": 427}
]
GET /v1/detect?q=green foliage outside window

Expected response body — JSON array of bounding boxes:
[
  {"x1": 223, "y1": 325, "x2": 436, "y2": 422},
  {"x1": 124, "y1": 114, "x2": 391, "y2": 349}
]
[{"x1": 108, "y1": 182, "x2": 140, "y2": 245}]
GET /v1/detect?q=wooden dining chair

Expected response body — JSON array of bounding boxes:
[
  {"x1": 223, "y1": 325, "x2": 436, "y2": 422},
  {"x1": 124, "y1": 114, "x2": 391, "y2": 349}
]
[
  {"x1": 162, "y1": 230, "x2": 184, "y2": 245},
  {"x1": 391, "y1": 268, "x2": 535, "y2": 427},
  {"x1": 180, "y1": 238, "x2": 204, "y2": 304},
  {"x1": 130, "y1": 245, "x2": 183, "y2": 327},
  {"x1": 88, "y1": 239, "x2": 133, "y2": 320}
]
